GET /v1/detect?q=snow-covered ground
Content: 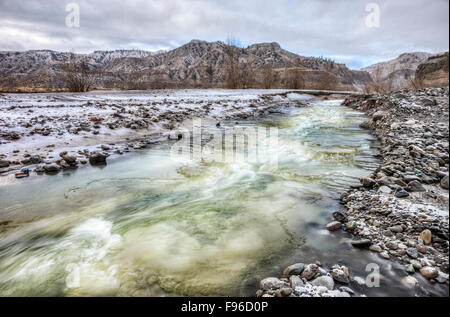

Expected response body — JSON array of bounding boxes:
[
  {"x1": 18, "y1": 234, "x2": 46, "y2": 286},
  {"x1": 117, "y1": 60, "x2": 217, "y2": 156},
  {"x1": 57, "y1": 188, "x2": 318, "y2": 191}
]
[{"x1": 0, "y1": 89, "x2": 323, "y2": 177}]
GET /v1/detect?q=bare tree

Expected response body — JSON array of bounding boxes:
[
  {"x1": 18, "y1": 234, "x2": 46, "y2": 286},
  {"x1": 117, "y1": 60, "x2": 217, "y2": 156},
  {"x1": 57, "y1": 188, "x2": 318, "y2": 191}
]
[
  {"x1": 286, "y1": 68, "x2": 305, "y2": 89},
  {"x1": 121, "y1": 61, "x2": 146, "y2": 90},
  {"x1": 205, "y1": 65, "x2": 214, "y2": 87},
  {"x1": 225, "y1": 37, "x2": 241, "y2": 89},
  {"x1": 62, "y1": 53, "x2": 96, "y2": 92},
  {"x1": 263, "y1": 65, "x2": 274, "y2": 89}
]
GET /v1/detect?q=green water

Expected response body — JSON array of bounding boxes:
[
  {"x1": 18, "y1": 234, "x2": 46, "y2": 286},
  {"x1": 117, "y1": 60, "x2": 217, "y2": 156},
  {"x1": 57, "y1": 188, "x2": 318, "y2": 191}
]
[{"x1": 0, "y1": 100, "x2": 383, "y2": 297}]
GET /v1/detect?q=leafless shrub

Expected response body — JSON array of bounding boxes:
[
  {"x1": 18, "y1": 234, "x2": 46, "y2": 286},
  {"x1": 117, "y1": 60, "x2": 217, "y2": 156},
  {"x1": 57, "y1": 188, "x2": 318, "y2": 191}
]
[
  {"x1": 263, "y1": 65, "x2": 274, "y2": 89},
  {"x1": 286, "y1": 68, "x2": 305, "y2": 89},
  {"x1": 62, "y1": 53, "x2": 96, "y2": 92}
]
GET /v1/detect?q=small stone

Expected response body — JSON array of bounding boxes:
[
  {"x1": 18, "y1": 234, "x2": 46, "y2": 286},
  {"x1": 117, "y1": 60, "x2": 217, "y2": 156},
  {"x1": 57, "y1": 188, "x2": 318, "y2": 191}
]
[
  {"x1": 419, "y1": 267, "x2": 439, "y2": 279},
  {"x1": 275, "y1": 287, "x2": 293, "y2": 297},
  {"x1": 405, "y1": 264, "x2": 415, "y2": 274},
  {"x1": 331, "y1": 269, "x2": 349, "y2": 284},
  {"x1": 89, "y1": 152, "x2": 107, "y2": 165},
  {"x1": 332, "y1": 211, "x2": 348, "y2": 223},
  {"x1": 301, "y1": 264, "x2": 319, "y2": 281},
  {"x1": 378, "y1": 186, "x2": 393, "y2": 194},
  {"x1": 311, "y1": 275, "x2": 335, "y2": 290},
  {"x1": 420, "y1": 230, "x2": 432, "y2": 245},
  {"x1": 43, "y1": 163, "x2": 60, "y2": 173},
  {"x1": 372, "y1": 111, "x2": 388, "y2": 122},
  {"x1": 369, "y1": 244, "x2": 382, "y2": 253},
  {"x1": 407, "y1": 180, "x2": 426, "y2": 192},
  {"x1": 386, "y1": 241, "x2": 398, "y2": 250},
  {"x1": 441, "y1": 175, "x2": 449, "y2": 190},
  {"x1": 401, "y1": 276, "x2": 418, "y2": 289},
  {"x1": 395, "y1": 189, "x2": 410, "y2": 198},
  {"x1": 289, "y1": 275, "x2": 304, "y2": 289},
  {"x1": 361, "y1": 177, "x2": 376, "y2": 188},
  {"x1": 416, "y1": 244, "x2": 428, "y2": 254},
  {"x1": 260, "y1": 278, "x2": 288, "y2": 291},
  {"x1": 351, "y1": 277, "x2": 366, "y2": 289},
  {"x1": 435, "y1": 271, "x2": 449, "y2": 284},
  {"x1": 389, "y1": 225, "x2": 403, "y2": 233},
  {"x1": 345, "y1": 221, "x2": 357, "y2": 231},
  {"x1": 283, "y1": 263, "x2": 305, "y2": 277},
  {"x1": 406, "y1": 248, "x2": 419, "y2": 259},
  {"x1": 351, "y1": 239, "x2": 372, "y2": 248},
  {"x1": 0, "y1": 159, "x2": 10, "y2": 168},
  {"x1": 326, "y1": 221, "x2": 342, "y2": 231}
]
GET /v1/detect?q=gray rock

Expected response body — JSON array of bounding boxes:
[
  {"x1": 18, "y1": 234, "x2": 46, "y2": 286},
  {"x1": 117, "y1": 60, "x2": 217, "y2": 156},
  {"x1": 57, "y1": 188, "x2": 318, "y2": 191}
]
[
  {"x1": 406, "y1": 248, "x2": 419, "y2": 259},
  {"x1": 395, "y1": 189, "x2": 410, "y2": 198},
  {"x1": 331, "y1": 269, "x2": 350, "y2": 284},
  {"x1": 389, "y1": 225, "x2": 404, "y2": 233},
  {"x1": 435, "y1": 271, "x2": 449, "y2": 284},
  {"x1": 351, "y1": 276, "x2": 366, "y2": 289},
  {"x1": 301, "y1": 264, "x2": 319, "y2": 281},
  {"x1": 441, "y1": 175, "x2": 449, "y2": 190},
  {"x1": 332, "y1": 211, "x2": 348, "y2": 223},
  {"x1": 351, "y1": 239, "x2": 372, "y2": 248},
  {"x1": 378, "y1": 186, "x2": 393, "y2": 194},
  {"x1": 43, "y1": 163, "x2": 60, "y2": 173},
  {"x1": 0, "y1": 159, "x2": 9, "y2": 168},
  {"x1": 419, "y1": 267, "x2": 439, "y2": 279},
  {"x1": 283, "y1": 263, "x2": 305, "y2": 277},
  {"x1": 407, "y1": 180, "x2": 426, "y2": 192},
  {"x1": 260, "y1": 278, "x2": 289, "y2": 291},
  {"x1": 326, "y1": 221, "x2": 342, "y2": 231},
  {"x1": 401, "y1": 276, "x2": 419, "y2": 289},
  {"x1": 372, "y1": 111, "x2": 388, "y2": 122},
  {"x1": 89, "y1": 152, "x2": 107, "y2": 165},
  {"x1": 311, "y1": 275, "x2": 335, "y2": 290},
  {"x1": 361, "y1": 177, "x2": 376, "y2": 188},
  {"x1": 289, "y1": 275, "x2": 304, "y2": 289}
]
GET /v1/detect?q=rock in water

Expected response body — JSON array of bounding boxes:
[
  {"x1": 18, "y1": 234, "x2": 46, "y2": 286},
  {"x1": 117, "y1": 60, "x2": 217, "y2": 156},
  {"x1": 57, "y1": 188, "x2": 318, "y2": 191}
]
[
  {"x1": 419, "y1": 267, "x2": 439, "y2": 279},
  {"x1": 331, "y1": 269, "x2": 350, "y2": 284},
  {"x1": 326, "y1": 221, "x2": 342, "y2": 231},
  {"x1": 89, "y1": 152, "x2": 107, "y2": 165},
  {"x1": 0, "y1": 160, "x2": 9, "y2": 168},
  {"x1": 43, "y1": 163, "x2": 60, "y2": 173},
  {"x1": 332, "y1": 211, "x2": 348, "y2": 223},
  {"x1": 351, "y1": 239, "x2": 372, "y2": 248},
  {"x1": 401, "y1": 276, "x2": 418, "y2": 289},
  {"x1": 283, "y1": 263, "x2": 305, "y2": 277}
]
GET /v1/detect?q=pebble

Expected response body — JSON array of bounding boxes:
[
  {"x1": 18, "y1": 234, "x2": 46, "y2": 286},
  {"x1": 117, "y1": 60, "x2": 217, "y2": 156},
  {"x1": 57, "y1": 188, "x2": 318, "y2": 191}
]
[
  {"x1": 326, "y1": 221, "x2": 342, "y2": 231},
  {"x1": 419, "y1": 267, "x2": 439, "y2": 279},
  {"x1": 283, "y1": 263, "x2": 305, "y2": 277},
  {"x1": 401, "y1": 276, "x2": 419, "y2": 289}
]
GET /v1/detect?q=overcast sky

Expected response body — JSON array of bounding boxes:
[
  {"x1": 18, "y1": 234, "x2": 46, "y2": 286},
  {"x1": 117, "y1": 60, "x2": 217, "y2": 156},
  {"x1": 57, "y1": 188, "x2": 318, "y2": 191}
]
[{"x1": 0, "y1": 0, "x2": 448, "y2": 69}]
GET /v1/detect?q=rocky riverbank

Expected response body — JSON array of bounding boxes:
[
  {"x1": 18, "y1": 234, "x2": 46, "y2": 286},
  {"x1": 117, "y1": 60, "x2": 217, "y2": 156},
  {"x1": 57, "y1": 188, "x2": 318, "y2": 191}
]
[
  {"x1": 0, "y1": 90, "x2": 317, "y2": 180},
  {"x1": 256, "y1": 87, "x2": 449, "y2": 297}
]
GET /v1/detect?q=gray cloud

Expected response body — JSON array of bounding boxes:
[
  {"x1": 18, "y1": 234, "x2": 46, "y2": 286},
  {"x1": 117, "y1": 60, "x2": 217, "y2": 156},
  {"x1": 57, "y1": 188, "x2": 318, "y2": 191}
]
[{"x1": 0, "y1": 0, "x2": 448, "y2": 69}]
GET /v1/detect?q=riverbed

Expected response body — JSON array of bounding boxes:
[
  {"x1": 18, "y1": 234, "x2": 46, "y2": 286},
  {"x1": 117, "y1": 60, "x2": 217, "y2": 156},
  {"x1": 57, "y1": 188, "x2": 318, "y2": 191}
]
[{"x1": 2, "y1": 99, "x2": 441, "y2": 297}]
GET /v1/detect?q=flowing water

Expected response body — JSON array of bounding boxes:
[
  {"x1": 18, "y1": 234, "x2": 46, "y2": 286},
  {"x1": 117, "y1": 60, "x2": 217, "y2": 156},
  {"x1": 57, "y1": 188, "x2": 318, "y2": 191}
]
[{"x1": 1, "y1": 100, "x2": 444, "y2": 297}]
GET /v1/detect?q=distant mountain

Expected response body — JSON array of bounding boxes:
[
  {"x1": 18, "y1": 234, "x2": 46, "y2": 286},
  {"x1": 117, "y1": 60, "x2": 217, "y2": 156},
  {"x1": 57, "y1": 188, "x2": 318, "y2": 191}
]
[
  {"x1": 362, "y1": 52, "x2": 432, "y2": 90},
  {"x1": 0, "y1": 40, "x2": 372, "y2": 92}
]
